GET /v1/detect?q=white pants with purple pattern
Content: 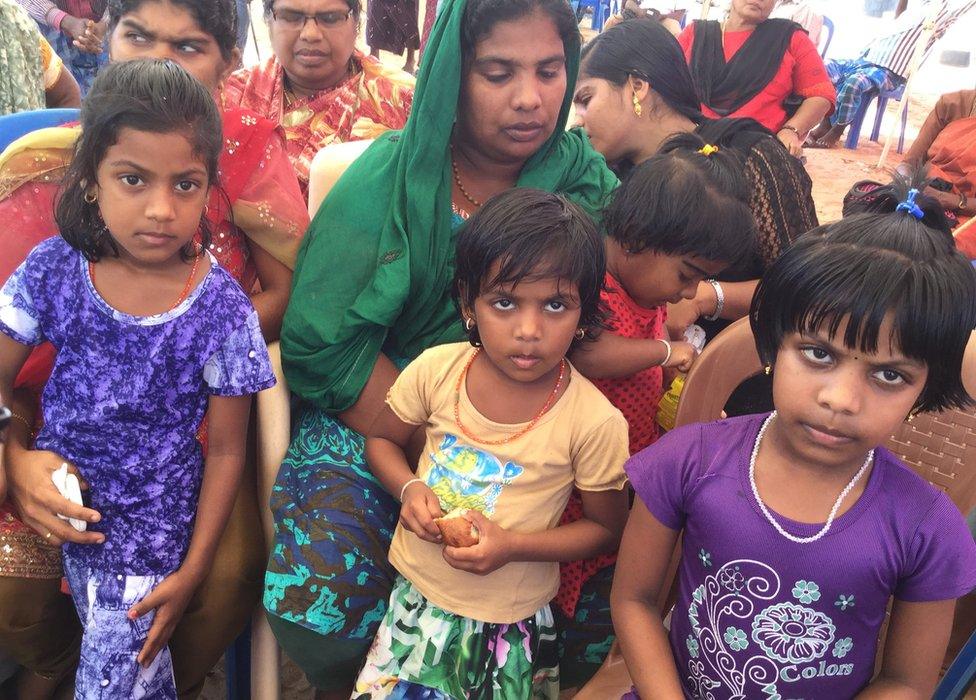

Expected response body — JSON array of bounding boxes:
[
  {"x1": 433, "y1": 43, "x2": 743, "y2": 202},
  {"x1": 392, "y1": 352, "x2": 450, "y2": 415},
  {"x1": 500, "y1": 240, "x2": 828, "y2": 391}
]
[{"x1": 63, "y1": 555, "x2": 176, "y2": 699}]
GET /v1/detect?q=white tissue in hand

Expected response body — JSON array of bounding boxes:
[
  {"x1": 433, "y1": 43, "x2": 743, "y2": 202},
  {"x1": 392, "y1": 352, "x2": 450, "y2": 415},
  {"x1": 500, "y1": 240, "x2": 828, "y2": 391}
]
[{"x1": 51, "y1": 463, "x2": 86, "y2": 532}]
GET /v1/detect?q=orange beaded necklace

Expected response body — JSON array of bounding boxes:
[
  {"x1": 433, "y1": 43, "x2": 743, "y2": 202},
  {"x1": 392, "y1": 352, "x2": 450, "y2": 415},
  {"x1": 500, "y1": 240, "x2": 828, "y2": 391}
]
[
  {"x1": 453, "y1": 348, "x2": 567, "y2": 446},
  {"x1": 89, "y1": 250, "x2": 202, "y2": 313}
]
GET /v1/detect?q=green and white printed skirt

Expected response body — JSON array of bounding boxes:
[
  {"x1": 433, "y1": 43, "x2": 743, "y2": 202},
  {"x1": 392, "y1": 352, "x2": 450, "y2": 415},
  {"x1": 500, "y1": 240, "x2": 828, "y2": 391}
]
[{"x1": 353, "y1": 577, "x2": 560, "y2": 699}]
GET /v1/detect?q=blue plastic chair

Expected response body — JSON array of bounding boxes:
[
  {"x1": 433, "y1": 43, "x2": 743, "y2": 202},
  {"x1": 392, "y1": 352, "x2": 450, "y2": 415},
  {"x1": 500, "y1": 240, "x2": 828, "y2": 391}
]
[
  {"x1": 934, "y1": 628, "x2": 976, "y2": 699},
  {"x1": 225, "y1": 623, "x2": 251, "y2": 700},
  {"x1": 0, "y1": 108, "x2": 80, "y2": 153},
  {"x1": 819, "y1": 16, "x2": 834, "y2": 57},
  {"x1": 843, "y1": 82, "x2": 908, "y2": 153}
]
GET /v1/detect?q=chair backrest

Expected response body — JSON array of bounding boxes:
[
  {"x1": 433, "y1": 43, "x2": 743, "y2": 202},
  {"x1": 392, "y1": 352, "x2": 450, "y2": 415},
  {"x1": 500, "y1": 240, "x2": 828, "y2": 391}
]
[
  {"x1": 673, "y1": 316, "x2": 762, "y2": 428},
  {"x1": 306, "y1": 138, "x2": 373, "y2": 217},
  {"x1": 820, "y1": 15, "x2": 834, "y2": 57},
  {"x1": 0, "y1": 108, "x2": 80, "y2": 154}
]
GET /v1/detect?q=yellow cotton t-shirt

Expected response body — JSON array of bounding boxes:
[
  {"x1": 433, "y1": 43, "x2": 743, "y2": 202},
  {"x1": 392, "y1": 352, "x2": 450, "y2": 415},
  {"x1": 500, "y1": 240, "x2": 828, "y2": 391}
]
[{"x1": 386, "y1": 342, "x2": 630, "y2": 624}]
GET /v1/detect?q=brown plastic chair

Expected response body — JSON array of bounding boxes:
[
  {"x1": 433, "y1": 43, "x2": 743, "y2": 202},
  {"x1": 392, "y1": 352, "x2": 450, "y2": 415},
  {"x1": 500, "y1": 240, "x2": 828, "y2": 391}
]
[{"x1": 575, "y1": 317, "x2": 976, "y2": 698}]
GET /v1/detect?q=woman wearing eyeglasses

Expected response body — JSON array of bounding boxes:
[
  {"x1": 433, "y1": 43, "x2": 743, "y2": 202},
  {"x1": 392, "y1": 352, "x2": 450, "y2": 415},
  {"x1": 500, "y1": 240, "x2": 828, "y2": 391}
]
[{"x1": 222, "y1": 0, "x2": 415, "y2": 198}]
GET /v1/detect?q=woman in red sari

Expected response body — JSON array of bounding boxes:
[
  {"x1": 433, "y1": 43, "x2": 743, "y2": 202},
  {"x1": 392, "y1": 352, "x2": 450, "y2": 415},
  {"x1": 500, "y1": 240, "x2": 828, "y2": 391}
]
[
  {"x1": 899, "y1": 89, "x2": 976, "y2": 258},
  {"x1": 222, "y1": 0, "x2": 414, "y2": 198},
  {"x1": 0, "y1": 0, "x2": 308, "y2": 695},
  {"x1": 677, "y1": 0, "x2": 834, "y2": 157}
]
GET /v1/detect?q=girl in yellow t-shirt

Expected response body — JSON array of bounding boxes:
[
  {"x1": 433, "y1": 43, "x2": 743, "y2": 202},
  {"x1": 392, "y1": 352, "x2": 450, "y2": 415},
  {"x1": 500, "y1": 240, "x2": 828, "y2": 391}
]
[{"x1": 355, "y1": 188, "x2": 631, "y2": 699}]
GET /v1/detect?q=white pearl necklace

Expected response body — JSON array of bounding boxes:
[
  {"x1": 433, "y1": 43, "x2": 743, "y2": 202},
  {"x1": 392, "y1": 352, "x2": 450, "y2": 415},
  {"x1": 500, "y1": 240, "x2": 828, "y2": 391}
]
[{"x1": 749, "y1": 411, "x2": 873, "y2": 544}]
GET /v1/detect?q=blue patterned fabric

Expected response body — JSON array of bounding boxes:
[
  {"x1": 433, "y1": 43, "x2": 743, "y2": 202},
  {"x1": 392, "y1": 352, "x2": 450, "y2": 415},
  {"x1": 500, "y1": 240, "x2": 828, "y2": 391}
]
[
  {"x1": 825, "y1": 58, "x2": 899, "y2": 126},
  {"x1": 63, "y1": 553, "x2": 176, "y2": 698},
  {"x1": 0, "y1": 237, "x2": 275, "y2": 575},
  {"x1": 38, "y1": 22, "x2": 107, "y2": 97}
]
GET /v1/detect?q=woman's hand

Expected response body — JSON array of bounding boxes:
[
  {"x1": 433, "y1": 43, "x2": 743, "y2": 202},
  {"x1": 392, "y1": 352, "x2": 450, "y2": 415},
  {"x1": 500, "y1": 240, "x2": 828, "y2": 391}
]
[
  {"x1": 5, "y1": 448, "x2": 102, "y2": 546},
  {"x1": 128, "y1": 568, "x2": 202, "y2": 667},
  {"x1": 400, "y1": 482, "x2": 444, "y2": 543},
  {"x1": 776, "y1": 127, "x2": 804, "y2": 158},
  {"x1": 441, "y1": 510, "x2": 513, "y2": 575}
]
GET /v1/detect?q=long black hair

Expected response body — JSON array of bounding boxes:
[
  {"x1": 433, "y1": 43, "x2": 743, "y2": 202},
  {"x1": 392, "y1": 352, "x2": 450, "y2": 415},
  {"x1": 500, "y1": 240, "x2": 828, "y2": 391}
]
[
  {"x1": 751, "y1": 177, "x2": 976, "y2": 413},
  {"x1": 453, "y1": 188, "x2": 606, "y2": 350},
  {"x1": 55, "y1": 59, "x2": 223, "y2": 262}
]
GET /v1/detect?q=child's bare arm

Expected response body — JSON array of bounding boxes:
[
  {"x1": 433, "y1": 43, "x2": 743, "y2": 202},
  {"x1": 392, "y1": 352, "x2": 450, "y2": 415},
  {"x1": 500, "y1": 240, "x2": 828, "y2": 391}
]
[
  {"x1": 0, "y1": 335, "x2": 34, "y2": 503},
  {"x1": 442, "y1": 487, "x2": 628, "y2": 575},
  {"x1": 611, "y1": 499, "x2": 685, "y2": 700},
  {"x1": 366, "y1": 405, "x2": 443, "y2": 542},
  {"x1": 570, "y1": 332, "x2": 696, "y2": 379},
  {"x1": 856, "y1": 598, "x2": 956, "y2": 699},
  {"x1": 129, "y1": 393, "x2": 252, "y2": 667}
]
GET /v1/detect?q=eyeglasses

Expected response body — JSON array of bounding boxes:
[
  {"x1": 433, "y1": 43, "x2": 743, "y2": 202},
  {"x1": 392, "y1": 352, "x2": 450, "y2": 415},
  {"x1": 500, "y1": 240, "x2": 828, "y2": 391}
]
[{"x1": 271, "y1": 8, "x2": 353, "y2": 29}]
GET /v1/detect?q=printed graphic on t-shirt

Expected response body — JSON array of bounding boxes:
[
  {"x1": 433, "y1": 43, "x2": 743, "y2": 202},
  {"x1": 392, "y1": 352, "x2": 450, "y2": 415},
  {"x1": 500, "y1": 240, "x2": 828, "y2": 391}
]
[
  {"x1": 684, "y1": 557, "x2": 857, "y2": 699},
  {"x1": 424, "y1": 434, "x2": 524, "y2": 515}
]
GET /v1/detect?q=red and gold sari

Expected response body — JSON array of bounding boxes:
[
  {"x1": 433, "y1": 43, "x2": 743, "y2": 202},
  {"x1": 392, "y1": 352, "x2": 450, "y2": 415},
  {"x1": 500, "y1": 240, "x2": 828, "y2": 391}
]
[
  {"x1": 0, "y1": 107, "x2": 309, "y2": 578},
  {"x1": 222, "y1": 50, "x2": 414, "y2": 196}
]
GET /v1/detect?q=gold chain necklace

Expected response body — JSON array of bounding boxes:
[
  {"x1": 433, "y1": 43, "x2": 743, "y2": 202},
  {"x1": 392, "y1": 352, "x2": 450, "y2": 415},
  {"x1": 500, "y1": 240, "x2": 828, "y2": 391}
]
[
  {"x1": 453, "y1": 348, "x2": 567, "y2": 446},
  {"x1": 450, "y1": 145, "x2": 483, "y2": 208},
  {"x1": 89, "y1": 249, "x2": 202, "y2": 313}
]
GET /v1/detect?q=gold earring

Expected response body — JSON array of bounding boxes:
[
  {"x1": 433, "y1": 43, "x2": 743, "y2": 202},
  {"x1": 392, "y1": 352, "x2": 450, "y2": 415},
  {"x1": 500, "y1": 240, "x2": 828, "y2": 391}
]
[
  {"x1": 906, "y1": 407, "x2": 920, "y2": 423},
  {"x1": 575, "y1": 328, "x2": 586, "y2": 340},
  {"x1": 464, "y1": 317, "x2": 475, "y2": 331},
  {"x1": 764, "y1": 364, "x2": 772, "y2": 375},
  {"x1": 632, "y1": 92, "x2": 642, "y2": 118},
  {"x1": 84, "y1": 190, "x2": 97, "y2": 204}
]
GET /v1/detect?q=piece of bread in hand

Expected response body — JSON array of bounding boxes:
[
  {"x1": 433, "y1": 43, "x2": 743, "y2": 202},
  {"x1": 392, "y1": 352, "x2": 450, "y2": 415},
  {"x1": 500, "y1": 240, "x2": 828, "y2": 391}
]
[{"x1": 434, "y1": 508, "x2": 481, "y2": 547}]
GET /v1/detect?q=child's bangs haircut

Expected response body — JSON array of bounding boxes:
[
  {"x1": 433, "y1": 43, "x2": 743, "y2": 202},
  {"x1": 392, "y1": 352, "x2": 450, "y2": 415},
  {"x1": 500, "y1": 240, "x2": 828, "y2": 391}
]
[
  {"x1": 107, "y1": 0, "x2": 238, "y2": 61},
  {"x1": 751, "y1": 208, "x2": 976, "y2": 413},
  {"x1": 56, "y1": 59, "x2": 224, "y2": 262},
  {"x1": 453, "y1": 188, "x2": 606, "y2": 349},
  {"x1": 604, "y1": 133, "x2": 756, "y2": 269}
]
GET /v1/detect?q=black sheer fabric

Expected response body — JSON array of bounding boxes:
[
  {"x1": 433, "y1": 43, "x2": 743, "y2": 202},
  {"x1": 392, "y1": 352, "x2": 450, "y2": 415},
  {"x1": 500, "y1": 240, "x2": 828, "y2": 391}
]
[{"x1": 689, "y1": 18, "x2": 803, "y2": 116}]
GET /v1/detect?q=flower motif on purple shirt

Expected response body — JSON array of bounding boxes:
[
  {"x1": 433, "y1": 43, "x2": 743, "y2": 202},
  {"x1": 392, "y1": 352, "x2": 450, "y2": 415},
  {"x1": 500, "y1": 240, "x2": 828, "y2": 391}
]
[
  {"x1": 719, "y1": 565, "x2": 744, "y2": 592},
  {"x1": 698, "y1": 548, "x2": 712, "y2": 567},
  {"x1": 724, "y1": 626, "x2": 749, "y2": 651},
  {"x1": 751, "y1": 602, "x2": 836, "y2": 664},
  {"x1": 692, "y1": 584, "x2": 706, "y2": 604},
  {"x1": 791, "y1": 580, "x2": 821, "y2": 604},
  {"x1": 835, "y1": 594, "x2": 855, "y2": 611},
  {"x1": 686, "y1": 634, "x2": 700, "y2": 658},
  {"x1": 833, "y1": 637, "x2": 854, "y2": 659},
  {"x1": 688, "y1": 602, "x2": 701, "y2": 634}
]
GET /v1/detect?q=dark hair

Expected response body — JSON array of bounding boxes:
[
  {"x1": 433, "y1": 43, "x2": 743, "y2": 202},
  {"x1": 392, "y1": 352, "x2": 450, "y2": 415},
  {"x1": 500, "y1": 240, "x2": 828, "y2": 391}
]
[
  {"x1": 56, "y1": 59, "x2": 223, "y2": 262},
  {"x1": 107, "y1": 0, "x2": 237, "y2": 61},
  {"x1": 604, "y1": 132, "x2": 756, "y2": 268},
  {"x1": 460, "y1": 0, "x2": 580, "y2": 66},
  {"x1": 842, "y1": 170, "x2": 953, "y2": 236},
  {"x1": 453, "y1": 189, "x2": 606, "y2": 350},
  {"x1": 580, "y1": 17, "x2": 702, "y2": 123},
  {"x1": 751, "y1": 187, "x2": 976, "y2": 412},
  {"x1": 263, "y1": 0, "x2": 361, "y2": 21}
]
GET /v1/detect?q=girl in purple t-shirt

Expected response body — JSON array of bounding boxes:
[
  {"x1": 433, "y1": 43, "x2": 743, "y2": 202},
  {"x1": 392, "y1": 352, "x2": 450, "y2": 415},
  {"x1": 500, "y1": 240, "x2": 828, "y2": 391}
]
[
  {"x1": 614, "y1": 181, "x2": 976, "y2": 699},
  {"x1": 0, "y1": 61, "x2": 274, "y2": 697}
]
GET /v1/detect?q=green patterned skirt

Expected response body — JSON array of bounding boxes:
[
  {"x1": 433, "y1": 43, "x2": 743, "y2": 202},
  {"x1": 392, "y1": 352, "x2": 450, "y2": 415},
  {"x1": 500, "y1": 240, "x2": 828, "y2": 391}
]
[{"x1": 353, "y1": 577, "x2": 560, "y2": 699}]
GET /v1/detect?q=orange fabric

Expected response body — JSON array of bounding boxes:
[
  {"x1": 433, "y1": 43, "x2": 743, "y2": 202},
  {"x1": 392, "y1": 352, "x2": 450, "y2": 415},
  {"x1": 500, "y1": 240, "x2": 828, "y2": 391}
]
[
  {"x1": 678, "y1": 24, "x2": 835, "y2": 132},
  {"x1": 926, "y1": 116, "x2": 976, "y2": 203},
  {"x1": 555, "y1": 274, "x2": 668, "y2": 616},
  {"x1": 222, "y1": 51, "x2": 414, "y2": 197}
]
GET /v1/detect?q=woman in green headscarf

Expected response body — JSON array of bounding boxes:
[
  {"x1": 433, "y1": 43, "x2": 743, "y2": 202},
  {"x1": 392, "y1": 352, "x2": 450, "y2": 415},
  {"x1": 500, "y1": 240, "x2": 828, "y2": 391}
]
[{"x1": 263, "y1": 0, "x2": 617, "y2": 694}]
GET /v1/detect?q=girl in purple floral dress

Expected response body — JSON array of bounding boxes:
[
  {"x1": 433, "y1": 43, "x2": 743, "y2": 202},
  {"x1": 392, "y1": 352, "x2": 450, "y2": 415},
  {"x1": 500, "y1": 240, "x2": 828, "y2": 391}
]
[{"x1": 0, "y1": 59, "x2": 274, "y2": 697}]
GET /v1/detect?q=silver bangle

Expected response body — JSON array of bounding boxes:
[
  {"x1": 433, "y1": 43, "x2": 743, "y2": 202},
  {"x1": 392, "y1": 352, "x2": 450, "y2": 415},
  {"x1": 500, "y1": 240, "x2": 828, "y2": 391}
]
[
  {"x1": 399, "y1": 478, "x2": 425, "y2": 502},
  {"x1": 657, "y1": 338, "x2": 672, "y2": 367},
  {"x1": 704, "y1": 279, "x2": 725, "y2": 321}
]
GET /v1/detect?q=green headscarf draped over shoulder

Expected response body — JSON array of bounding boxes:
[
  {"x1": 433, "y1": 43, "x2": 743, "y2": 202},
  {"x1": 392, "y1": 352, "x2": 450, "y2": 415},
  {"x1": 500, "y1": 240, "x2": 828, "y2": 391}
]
[{"x1": 281, "y1": 0, "x2": 618, "y2": 412}]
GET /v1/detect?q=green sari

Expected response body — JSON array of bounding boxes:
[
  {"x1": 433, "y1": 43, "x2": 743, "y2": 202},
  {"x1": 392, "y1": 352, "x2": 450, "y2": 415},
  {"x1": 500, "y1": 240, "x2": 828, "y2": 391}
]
[
  {"x1": 0, "y1": 0, "x2": 44, "y2": 116},
  {"x1": 265, "y1": 0, "x2": 618, "y2": 687},
  {"x1": 280, "y1": 0, "x2": 618, "y2": 412}
]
